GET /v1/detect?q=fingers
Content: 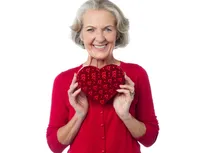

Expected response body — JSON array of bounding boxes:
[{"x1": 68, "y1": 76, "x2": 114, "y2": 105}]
[
  {"x1": 72, "y1": 88, "x2": 81, "y2": 97},
  {"x1": 68, "y1": 73, "x2": 79, "y2": 95},
  {"x1": 120, "y1": 75, "x2": 135, "y2": 92},
  {"x1": 125, "y1": 75, "x2": 135, "y2": 86},
  {"x1": 118, "y1": 74, "x2": 135, "y2": 98},
  {"x1": 71, "y1": 73, "x2": 77, "y2": 85},
  {"x1": 119, "y1": 84, "x2": 135, "y2": 94},
  {"x1": 116, "y1": 88, "x2": 130, "y2": 96},
  {"x1": 117, "y1": 88, "x2": 135, "y2": 99}
]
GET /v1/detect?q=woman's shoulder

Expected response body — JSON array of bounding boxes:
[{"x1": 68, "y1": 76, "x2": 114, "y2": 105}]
[
  {"x1": 120, "y1": 61, "x2": 147, "y2": 74},
  {"x1": 120, "y1": 61, "x2": 150, "y2": 83},
  {"x1": 54, "y1": 64, "x2": 82, "y2": 83},
  {"x1": 62, "y1": 64, "x2": 82, "y2": 76}
]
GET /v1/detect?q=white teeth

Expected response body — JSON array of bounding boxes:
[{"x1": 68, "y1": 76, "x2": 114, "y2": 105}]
[{"x1": 94, "y1": 45, "x2": 106, "y2": 49}]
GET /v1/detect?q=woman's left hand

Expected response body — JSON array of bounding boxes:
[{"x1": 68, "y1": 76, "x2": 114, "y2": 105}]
[{"x1": 113, "y1": 75, "x2": 135, "y2": 120}]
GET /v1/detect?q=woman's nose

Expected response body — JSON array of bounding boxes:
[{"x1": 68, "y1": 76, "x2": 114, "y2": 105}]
[{"x1": 95, "y1": 30, "x2": 106, "y2": 42}]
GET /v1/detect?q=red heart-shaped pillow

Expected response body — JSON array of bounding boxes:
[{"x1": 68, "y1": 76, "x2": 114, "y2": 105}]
[{"x1": 77, "y1": 64, "x2": 125, "y2": 104}]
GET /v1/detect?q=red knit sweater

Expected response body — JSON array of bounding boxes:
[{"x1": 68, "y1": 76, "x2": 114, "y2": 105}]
[{"x1": 46, "y1": 61, "x2": 159, "y2": 153}]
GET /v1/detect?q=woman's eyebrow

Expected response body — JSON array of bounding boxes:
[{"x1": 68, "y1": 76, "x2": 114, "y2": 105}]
[
  {"x1": 84, "y1": 25, "x2": 115, "y2": 28},
  {"x1": 104, "y1": 25, "x2": 115, "y2": 28}
]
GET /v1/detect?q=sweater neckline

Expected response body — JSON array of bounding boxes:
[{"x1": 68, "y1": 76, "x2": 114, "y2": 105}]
[{"x1": 79, "y1": 61, "x2": 124, "y2": 69}]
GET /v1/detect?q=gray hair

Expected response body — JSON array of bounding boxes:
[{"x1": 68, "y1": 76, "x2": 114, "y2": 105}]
[{"x1": 70, "y1": 0, "x2": 129, "y2": 48}]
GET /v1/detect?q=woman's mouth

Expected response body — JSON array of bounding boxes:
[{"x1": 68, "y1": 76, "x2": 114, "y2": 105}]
[{"x1": 93, "y1": 44, "x2": 107, "y2": 49}]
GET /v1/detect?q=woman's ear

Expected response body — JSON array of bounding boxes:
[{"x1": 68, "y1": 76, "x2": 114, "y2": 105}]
[
  {"x1": 116, "y1": 32, "x2": 120, "y2": 40},
  {"x1": 79, "y1": 31, "x2": 83, "y2": 41},
  {"x1": 79, "y1": 31, "x2": 85, "y2": 48}
]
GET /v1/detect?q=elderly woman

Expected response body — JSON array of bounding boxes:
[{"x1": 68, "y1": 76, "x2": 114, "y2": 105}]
[{"x1": 46, "y1": 0, "x2": 159, "y2": 153}]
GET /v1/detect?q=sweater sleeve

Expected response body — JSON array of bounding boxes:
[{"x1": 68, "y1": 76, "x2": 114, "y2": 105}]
[
  {"x1": 135, "y1": 67, "x2": 159, "y2": 147},
  {"x1": 46, "y1": 73, "x2": 69, "y2": 153}
]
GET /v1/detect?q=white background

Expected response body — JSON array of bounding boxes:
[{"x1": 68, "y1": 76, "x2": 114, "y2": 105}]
[{"x1": 0, "y1": 0, "x2": 200, "y2": 152}]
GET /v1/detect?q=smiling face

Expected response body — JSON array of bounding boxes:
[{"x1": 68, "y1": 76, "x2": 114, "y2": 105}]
[{"x1": 80, "y1": 9, "x2": 117, "y2": 62}]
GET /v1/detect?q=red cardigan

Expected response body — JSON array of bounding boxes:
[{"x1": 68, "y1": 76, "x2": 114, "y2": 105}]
[{"x1": 46, "y1": 61, "x2": 159, "y2": 153}]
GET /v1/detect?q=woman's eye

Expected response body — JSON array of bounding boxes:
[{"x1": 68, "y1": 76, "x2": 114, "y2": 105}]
[
  {"x1": 87, "y1": 29, "x2": 94, "y2": 32},
  {"x1": 105, "y1": 28, "x2": 112, "y2": 32}
]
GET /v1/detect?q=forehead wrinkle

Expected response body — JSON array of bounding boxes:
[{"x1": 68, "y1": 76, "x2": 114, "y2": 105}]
[
  {"x1": 82, "y1": 9, "x2": 116, "y2": 28},
  {"x1": 84, "y1": 25, "x2": 115, "y2": 29}
]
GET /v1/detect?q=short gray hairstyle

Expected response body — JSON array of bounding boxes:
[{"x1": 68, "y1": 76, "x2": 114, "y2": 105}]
[{"x1": 70, "y1": 0, "x2": 129, "y2": 48}]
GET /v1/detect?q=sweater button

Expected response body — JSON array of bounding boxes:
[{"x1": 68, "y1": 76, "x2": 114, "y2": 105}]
[
  {"x1": 102, "y1": 150, "x2": 105, "y2": 153},
  {"x1": 100, "y1": 123, "x2": 104, "y2": 127}
]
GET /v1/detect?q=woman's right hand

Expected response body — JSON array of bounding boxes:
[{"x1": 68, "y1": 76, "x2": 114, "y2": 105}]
[{"x1": 68, "y1": 73, "x2": 89, "y2": 119}]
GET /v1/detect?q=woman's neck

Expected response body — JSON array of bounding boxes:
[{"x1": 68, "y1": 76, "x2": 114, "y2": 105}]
[{"x1": 83, "y1": 56, "x2": 120, "y2": 68}]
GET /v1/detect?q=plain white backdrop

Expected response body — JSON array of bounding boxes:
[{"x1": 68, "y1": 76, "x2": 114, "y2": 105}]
[{"x1": 0, "y1": 0, "x2": 200, "y2": 152}]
